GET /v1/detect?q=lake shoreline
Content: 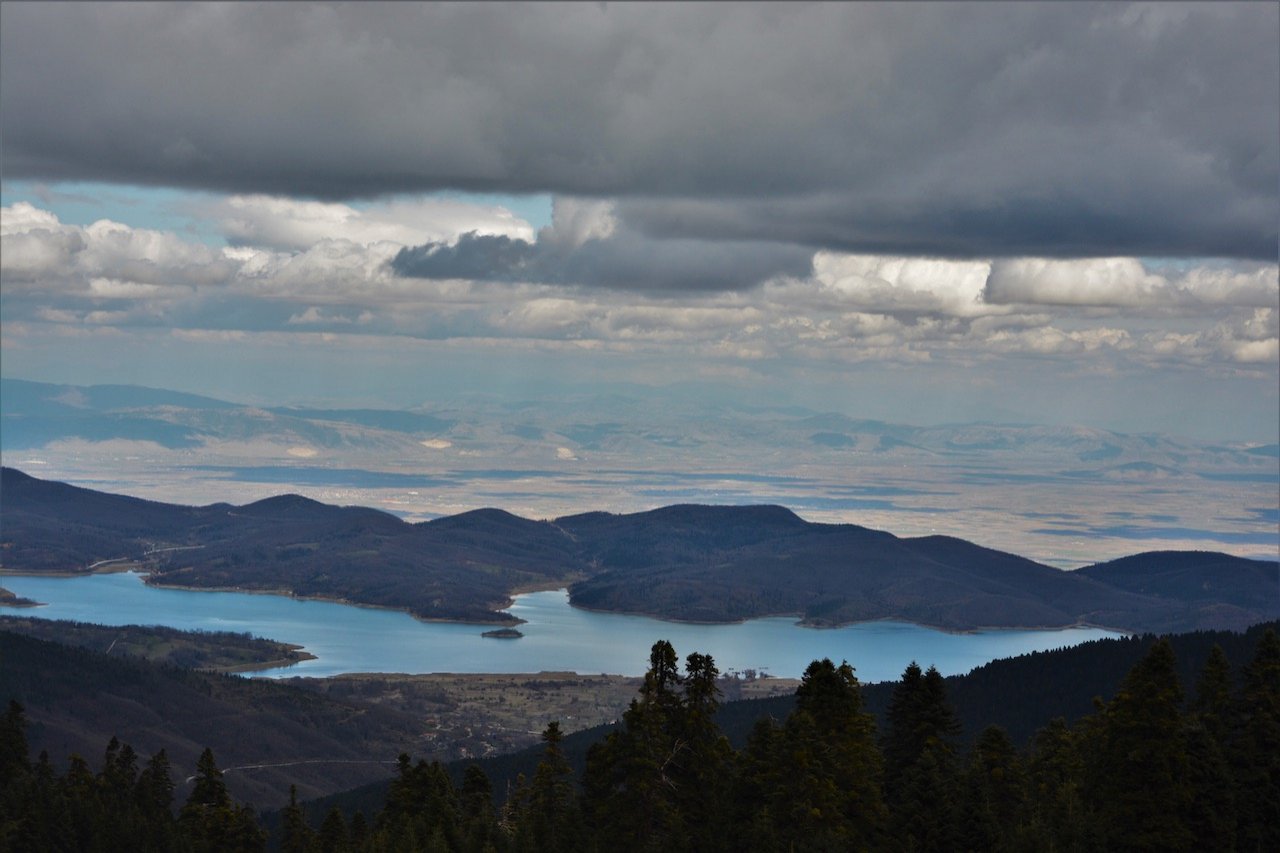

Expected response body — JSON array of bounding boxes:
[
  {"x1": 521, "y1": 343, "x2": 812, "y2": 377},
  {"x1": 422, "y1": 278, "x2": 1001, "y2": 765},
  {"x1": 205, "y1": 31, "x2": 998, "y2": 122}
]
[
  {"x1": 0, "y1": 565, "x2": 525, "y2": 628},
  {"x1": 210, "y1": 644, "x2": 320, "y2": 674},
  {"x1": 4, "y1": 567, "x2": 1129, "y2": 637},
  {"x1": 0, "y1": 572, "x2": 1125, "y2": 681}
]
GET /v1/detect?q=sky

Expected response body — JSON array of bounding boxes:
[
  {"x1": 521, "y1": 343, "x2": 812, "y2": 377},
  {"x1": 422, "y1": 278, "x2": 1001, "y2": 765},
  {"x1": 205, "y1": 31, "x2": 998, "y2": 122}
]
[{"x1": 2, "y1": 2, "x2": 1278, "y2": 441}]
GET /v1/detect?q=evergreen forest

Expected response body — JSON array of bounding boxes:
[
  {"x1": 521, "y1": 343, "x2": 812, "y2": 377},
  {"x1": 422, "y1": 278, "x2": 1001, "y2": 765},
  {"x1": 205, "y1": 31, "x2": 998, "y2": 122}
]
[{"x1": 2, "y1": 629, "x2": 1277, "y2": 852}]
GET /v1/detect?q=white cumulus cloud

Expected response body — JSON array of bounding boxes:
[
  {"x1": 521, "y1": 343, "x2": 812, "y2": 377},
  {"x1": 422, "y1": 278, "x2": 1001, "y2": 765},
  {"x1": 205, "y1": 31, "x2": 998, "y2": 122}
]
[
  {"x1": 215, "y1": 194, "x2": 536, "y2": 252},
  {"x1": 985, "y1": 257, "x2": 1279, "y2": 310},
  {"x1": 808, "y1": 253, "x2": 994, "y2": 317}
]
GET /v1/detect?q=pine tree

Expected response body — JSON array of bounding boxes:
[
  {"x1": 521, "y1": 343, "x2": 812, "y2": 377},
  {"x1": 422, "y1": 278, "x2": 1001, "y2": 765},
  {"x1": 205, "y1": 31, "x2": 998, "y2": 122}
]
[
  {"x1": 1084, "y1": 638, "x2": 1193, "y2": 852},
  {"x1": 582, "y1": 640, "x2": 729, "y2": 852},
  {"x1": 179, "y1": 748, "x2": 266, "y2": 852},
  {"x1": 1193, "y1": 643, "x2": 1234, "y2": 740},
  {"x1": 459, "y1": 764, "x2": 502, "y2": 853},
  {"x1": 0, "y1": 701, "x2": 29, "y2": 784},
  {"x1": 348, "y1": 811, "x2": 370, "y2": 850},
  {"x1": 582, "y1": 641, "x2": 683, "y2": 851},
  {"x1": 62, "y1": 753, "x2": 105, "y2": 851},
  {"x1": 0, "y1": 702, "x2": 31, "y2": 853},
  {"x1": 1024, "y1": 717, "x2": 1095, "y2": 852},
  {"x1": 317, "y1": 806, "x2": 349, "y2": 853},
  {"x1": 669, "y1": 651, "x2": 733, "y2": 852},
  {"x1": 376, "y1": 753, "x2": 461, "y2": 850},
  {"x1": 281, "y1": 785, "x2": 316, "y2": 853},
  {"x1": 185, "y1": 747, "x2": 231, "y2": 812},
  {"x1": 960, "y1": 726, "x2": 1026, "y2": 852},
  {"x1": 883, "y1": 660, "x2": 926, "y2": 792},
  {"x1": 134, "y1": 749, "x2": 180, "y2": 853},
  {"x1": 422, "y1": 759, "x2": 461, "y2": 848},
  {"x1": 1182, "y1": 717, "x2": 1236, "y2": 851},
  {"x1": 882, "y1": 662, "x2": 961, "y2": 852},
  {"x1": 14, "y1": 750, "x2": 75, "y2": 853},
  {"x1": 135, "y1": 749, "x2": 175, "y2": 820},
  {"x1": 514, "y1": 721, "x2": 581, "y2": 852},
  {"x1": 380, "y1": 753, "x2": 419, "y2": 828},
  {"x1": 1184, "y1": 645, "x2": 1237, "y2": 850},
  {"x1": 731, "y1": 716, "x2": 787, "y2": 851},
  {"x1": 794, "y1": 658, "x2": 886, "y2": 850},
  {"x1": 894, "y1": 744, "x2": 958, "y2": 853},
  {"x1": 731, "y1": 659, "x2": 884, "y2": 852},
  {"x1": 1233, "y1": 628, "x2": 1280, "y2": 852},
  {"x1": 96, "y1": 737, "x2": 142, "y2": 853},
  {"x1": 35, "y1": 750, "x2": 73, "y2": 852}
]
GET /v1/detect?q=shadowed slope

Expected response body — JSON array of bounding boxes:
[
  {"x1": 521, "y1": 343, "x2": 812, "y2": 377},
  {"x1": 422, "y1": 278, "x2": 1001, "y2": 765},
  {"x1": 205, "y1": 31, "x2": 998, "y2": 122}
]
[{"x1": 3, "y1": 468, "x2": 1276, "y2": 632}]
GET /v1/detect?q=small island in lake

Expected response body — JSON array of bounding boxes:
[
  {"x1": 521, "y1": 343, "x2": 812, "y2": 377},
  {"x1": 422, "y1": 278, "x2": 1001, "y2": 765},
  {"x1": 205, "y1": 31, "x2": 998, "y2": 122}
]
[{"x1": 481, "y1": 627, "x2": 524, "y2": 640}]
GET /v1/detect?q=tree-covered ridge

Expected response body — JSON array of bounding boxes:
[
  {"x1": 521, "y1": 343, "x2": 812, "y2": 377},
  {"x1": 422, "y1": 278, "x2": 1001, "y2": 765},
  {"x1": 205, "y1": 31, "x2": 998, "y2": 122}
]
[
  {"x1": 3, "y1": 467, "x2": 1276, "y2": 632},
  {"x1": 0, "y1": 631, "x2": 430, "y2": 808},
  {"x1": 5, "y1": 630, "x2": 1279, "y2": 852},
  {"x1": 0, "y1": 618, "x2": 314, "y2": 673}
]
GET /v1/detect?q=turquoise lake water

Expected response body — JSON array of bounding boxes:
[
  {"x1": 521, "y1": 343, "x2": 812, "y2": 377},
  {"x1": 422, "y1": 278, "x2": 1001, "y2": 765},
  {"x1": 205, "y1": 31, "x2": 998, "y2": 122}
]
[{"x1": 0, "y1": 572, "x2": 1121, "y2": 682}]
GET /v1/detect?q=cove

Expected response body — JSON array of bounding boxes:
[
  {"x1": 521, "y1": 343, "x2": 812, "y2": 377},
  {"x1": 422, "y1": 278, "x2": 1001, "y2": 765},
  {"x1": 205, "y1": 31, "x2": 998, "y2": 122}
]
[{"x1": 0, "y1": 572, "x2": 1122, "y2": 682}]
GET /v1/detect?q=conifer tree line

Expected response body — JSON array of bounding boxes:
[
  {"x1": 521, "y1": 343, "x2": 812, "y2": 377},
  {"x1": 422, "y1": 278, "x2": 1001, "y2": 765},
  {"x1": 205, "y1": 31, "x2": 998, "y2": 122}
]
[{"x1": 2, "y1": 630, "x2": 1277, "y2": 852}]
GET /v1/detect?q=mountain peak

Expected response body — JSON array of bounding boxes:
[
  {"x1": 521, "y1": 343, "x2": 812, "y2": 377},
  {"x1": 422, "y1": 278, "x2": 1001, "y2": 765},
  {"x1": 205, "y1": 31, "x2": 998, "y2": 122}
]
[
  {"x1": 238, "y1": 493, "x2": 330, "y2": 518},
  {"x1": 639, "y1": 503, "x2": 808, "y2": 528}
]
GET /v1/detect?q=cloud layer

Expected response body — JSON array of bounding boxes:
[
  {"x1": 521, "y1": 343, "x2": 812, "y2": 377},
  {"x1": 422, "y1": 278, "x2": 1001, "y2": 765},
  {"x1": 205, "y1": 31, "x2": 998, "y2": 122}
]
[
  {"x1": 1, "y1": 4, "x2": 1275, "y2": 441},
  {"x1": 4, "y1": 199, "x2": 1275, "y2": 380},
  {"x1": 2, "y1": 3, "x2": 1275, "y2": 259},
  {"x1": 391, "y1": 199, "x2": 814, "y2": 292}
]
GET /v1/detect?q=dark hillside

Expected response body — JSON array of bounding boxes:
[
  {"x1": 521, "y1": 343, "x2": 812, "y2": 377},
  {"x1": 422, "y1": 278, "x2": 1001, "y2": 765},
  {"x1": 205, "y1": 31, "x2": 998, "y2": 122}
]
[
  {"x1": 1, "y1": 466, "x2": 209, "y2": 535},
  {"x1": 294, "y1": 620, "x2": 1279, "y2": 826},
  {"x1": 557, "y1": 503, "x2": 816, "y2": 568},
  {"x1": 0, "y1": 631, "x2": 429, "y2": 808},
  {"x1": 418, "y1": 508, "x2": 578, "y2": 569},
  {"x1": 1079, "y1": 550, "x2": 1279, "y2": 602},
  {"x1": 715, "y1": 620, "x2": 1279, "y2": 751},
  {"x1": 1078, "y1": 551, "x2": 1280, "y2": 631},
  {"x1": 0, "y1": 467, "x2": 215, "y2": 570},
  {"x1": 3, "y1": 467, "x2": 1275, "y2": 632},
  {"x1": 563, "y1": 512, "x2": 1182, "y2": 631},
  {"x1": 0, "y1": 467, "x2": 580, "y2": 622}
]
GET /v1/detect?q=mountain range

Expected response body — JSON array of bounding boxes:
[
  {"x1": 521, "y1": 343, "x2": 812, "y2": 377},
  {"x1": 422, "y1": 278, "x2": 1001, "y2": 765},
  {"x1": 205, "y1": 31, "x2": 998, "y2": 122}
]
[
  {"x1": 5, "y1": 377, "x2": 1275, "y2": 463},
  {"x1": 4, "y1": 377, "x2": 1276, "y2": 570},
  {"x1": 2, "y1": 467, "x2": 1275, "y2": 633}
]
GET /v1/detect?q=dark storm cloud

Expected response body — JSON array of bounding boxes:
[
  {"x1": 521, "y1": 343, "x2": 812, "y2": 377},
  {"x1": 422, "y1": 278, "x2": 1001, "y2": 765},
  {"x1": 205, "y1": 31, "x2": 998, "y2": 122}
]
[
  {"x1": 395, "y1": 235, "x2": 539, "y2": 283},
  {"x1": 2, "y1": 2, "x2": 1276, "y2": 259},
  {"x1": 614, "y1": 187, "x2": 1277, "y2": 261},
  {"x1": 392, "y1": 230, "x2": 814, "y2": 292}
]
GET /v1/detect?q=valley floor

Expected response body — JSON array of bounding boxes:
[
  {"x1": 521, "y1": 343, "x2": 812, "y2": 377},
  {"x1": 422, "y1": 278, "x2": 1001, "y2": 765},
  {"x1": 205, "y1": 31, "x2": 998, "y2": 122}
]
[{"x1": 284, "y1": 671, "x2": 800, "y2": 763}]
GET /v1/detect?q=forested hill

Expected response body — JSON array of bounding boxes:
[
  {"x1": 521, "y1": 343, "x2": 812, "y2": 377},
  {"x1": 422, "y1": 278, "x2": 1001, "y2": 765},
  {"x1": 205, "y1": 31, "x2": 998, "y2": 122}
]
[
  {"x1": 3, "y1": 467, "x2": 1277, "y2": 632},
  {"x1": 0, "y1": 630, "x2": 430, "y2": 808},
  {"x1": 296, "y1": 620, "x2": 1280, "y2": 824},
  {"x1": 5, "y1": 617, "x2": 1277, "y2": 851},
  {"x1": 1078, "y1": 550, "x2": 1277, "y2": 611},
  {"x1": 284, "y1": 623, "x2": 1280, "y2": 853}
]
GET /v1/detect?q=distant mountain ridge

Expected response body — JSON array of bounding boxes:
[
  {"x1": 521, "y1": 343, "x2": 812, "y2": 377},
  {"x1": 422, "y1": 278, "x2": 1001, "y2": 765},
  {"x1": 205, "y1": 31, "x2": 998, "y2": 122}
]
[
  {"x1": 2, "y1": 467, "x2": 1276, "y2": 633},
  {"x1": 5, "y1": 376, "x2": 1275, "y2": 462}
]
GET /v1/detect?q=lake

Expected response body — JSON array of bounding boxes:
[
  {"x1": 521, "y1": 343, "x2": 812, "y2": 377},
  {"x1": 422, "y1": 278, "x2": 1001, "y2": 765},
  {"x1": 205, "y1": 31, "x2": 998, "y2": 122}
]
[{"x1": 0, "y1": 572, "x2": 1122, "y2": 682}]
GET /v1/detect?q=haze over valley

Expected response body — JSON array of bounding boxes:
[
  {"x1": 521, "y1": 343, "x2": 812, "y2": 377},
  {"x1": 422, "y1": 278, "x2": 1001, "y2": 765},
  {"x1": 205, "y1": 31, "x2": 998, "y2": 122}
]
[{"x1": 3, "y1": 378, "x2": 1276, "y2": 571}]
